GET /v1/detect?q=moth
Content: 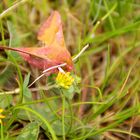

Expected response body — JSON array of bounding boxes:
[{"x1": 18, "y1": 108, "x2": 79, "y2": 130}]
[{"x1": 0, "y1": 11, "x2": 73, "y2": 74}]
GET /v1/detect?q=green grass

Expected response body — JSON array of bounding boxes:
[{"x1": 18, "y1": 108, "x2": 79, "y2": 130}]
[{"x1": 0, "y1": 0, "x2": 140, "y2": 139}]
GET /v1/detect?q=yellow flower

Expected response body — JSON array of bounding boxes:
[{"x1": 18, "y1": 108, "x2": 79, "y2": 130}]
[
  {"x1": 56, "y1": 72, "x2": 74, "y2": 89},
  {"x1": 0, "y1": 109, "x2": 5, "y2": 124}
]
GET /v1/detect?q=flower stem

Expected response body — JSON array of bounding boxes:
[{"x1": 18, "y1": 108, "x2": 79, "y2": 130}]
[
  {"x1": 61, "y1": 92, "x2": 66, "y2": 140},
  {"x1": 1, "y1": 122, "x2": 4, "y2": 140}
]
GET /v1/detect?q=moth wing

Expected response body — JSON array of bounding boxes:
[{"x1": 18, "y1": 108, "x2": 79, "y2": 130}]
[{"x1": 37, "y1": 11, "x2": 65, "y2": 48}]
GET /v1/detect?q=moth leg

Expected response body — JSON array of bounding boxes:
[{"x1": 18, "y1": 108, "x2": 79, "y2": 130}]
[{"x1": 58, "y1": 67, "x2": 65, "y2": 74}]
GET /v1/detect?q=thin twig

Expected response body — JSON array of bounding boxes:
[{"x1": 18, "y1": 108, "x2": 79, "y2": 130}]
[
  {"x1": 0, "y1": 85, "x2": 58, "y2": 95},
  {"x1": 0, "y1": 0, "x2": 28, "y2": 19},
  {"x1": 117, "y1": 68, "x2": 132, "y2": 98},
  {"x1": 0, "y1": 88, "x2": 20, "y2": 95}
]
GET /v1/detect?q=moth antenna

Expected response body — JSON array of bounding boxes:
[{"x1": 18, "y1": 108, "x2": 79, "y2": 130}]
[
  {"x1": 28, "y1": 63, "x2": 67, "y2": 87},
  {"x1": 72, "y1": 44, "x2": 89, "y2": 62},
  {"x1": 28, "y1": 44, "x2": 89, "y2": 87},
  {"x1": 42, "y1": 63, "x2": 66, "y2": 73},
  {"x1": 28, "y1": 73, "x2": 46, "y2": 87}
]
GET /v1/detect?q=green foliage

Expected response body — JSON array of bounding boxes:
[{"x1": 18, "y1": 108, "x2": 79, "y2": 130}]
[
  {"x1": 16, "y1": 122, "x2": 39, "y2": 140},
  {"x1": 0, "y1": 0, "x2": 140, "y2": 140}
]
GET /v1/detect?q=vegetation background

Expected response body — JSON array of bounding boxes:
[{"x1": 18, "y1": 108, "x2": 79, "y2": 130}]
[{"x1": 0, "y1": 0, "x2": 140, "y2": 139}]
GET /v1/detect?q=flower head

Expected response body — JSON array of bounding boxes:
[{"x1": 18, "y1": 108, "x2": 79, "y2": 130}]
[
  {"x1": 0, "y1": 109, "x2": 5, "y2": 124},
  {"x1": 56, "y1": 71, "x2": 74, "y2": 89}
]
